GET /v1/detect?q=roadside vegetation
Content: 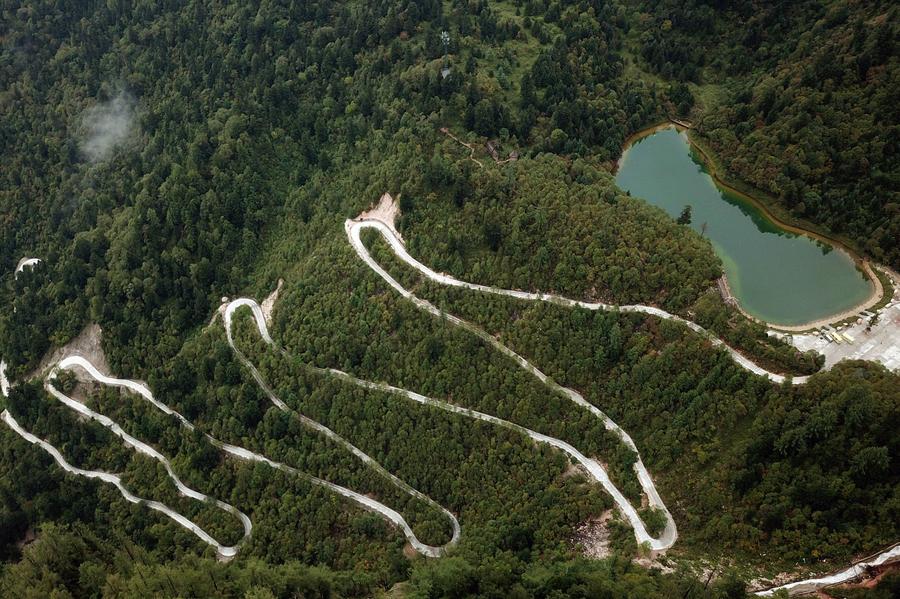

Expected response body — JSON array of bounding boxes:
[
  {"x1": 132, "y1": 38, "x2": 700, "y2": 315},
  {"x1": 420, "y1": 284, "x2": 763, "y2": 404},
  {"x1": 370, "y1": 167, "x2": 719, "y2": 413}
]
[
  {"x1": 0, "y1": 0, "x2": 896, "y2": 597},
  {"x1": 365, "y1": 228, "x2": 900, "y2": 573}
]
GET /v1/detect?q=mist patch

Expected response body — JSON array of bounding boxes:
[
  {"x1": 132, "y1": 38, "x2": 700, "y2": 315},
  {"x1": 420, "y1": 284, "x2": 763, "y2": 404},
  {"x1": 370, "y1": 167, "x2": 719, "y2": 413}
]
[{"x1": 78, "y1": 89, "x2": 138, "y2": 162}]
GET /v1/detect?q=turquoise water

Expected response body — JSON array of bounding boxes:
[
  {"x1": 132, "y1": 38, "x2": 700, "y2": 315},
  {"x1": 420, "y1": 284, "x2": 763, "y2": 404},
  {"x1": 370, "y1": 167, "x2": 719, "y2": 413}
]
[{"x1": 615, "y1": 127, "x2": 871, "y2": 326}]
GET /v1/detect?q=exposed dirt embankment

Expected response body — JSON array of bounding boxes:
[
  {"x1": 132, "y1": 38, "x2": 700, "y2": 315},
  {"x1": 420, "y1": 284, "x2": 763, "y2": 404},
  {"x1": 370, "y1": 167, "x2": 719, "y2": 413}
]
[
  {"x1": 572, "y1": 510, "x2": 613, "y2": 559},
  {"x1": 261, "y1": 278, "x2": 284, "y2": 325},
  {"x1": 358, "y1": 192, "x2": 403, "y2": 240},
  {"x1": 28, "y1": 323, "x2": 109, "y2": 381}
]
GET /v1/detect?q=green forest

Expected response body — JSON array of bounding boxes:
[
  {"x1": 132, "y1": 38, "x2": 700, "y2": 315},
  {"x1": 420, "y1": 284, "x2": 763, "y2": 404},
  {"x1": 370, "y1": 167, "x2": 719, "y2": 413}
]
[
  {"x1": 633, "y1": 0, "x2": 899, "y2": 266},
  {"x1": 0, "y1": 0, "x2": 897, "y2": 597}
]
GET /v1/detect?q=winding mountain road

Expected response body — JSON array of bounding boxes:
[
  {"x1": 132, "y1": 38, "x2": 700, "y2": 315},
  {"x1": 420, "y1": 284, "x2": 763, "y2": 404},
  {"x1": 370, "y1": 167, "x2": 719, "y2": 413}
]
[
  {"x1": 0, "y1": 261, "x2": 460, "y2": 558},
  {"x1": 222, "y1": 298, "x2": 461, "y2": 557},
  {"x1": 344, "y1": 215, "x2": 900, "y2": 594},
  {"x1": 50, "y1": 353, "x2": 460, "y2": 557},
  {"x1": 346, "y1": 218, "x2": 810, "y2": 385},
  {"x1": 1, "y1": 355, "x2": 463, "y2": 558},
  {"x1": 225, "y1": 297, "x2": 676, "y2": 549},
  {"x1": 0, "y1": 409, "x2": 246, "y2": 557},
  {"x1": 345, "y1": 218, "x2": 677, "y2": 551},
  {"x1": 756, "y1": 544, "x2": 900, "y2": 596},
  {"x1": 45, "y1": 357, "x2": 252, "y2": 557},
  {"x1": 14, "y1": 257, "x2": 40, "y2": 278},
  {"x1": 2, "y1": 218, "x2": 896, "y2": 595}
]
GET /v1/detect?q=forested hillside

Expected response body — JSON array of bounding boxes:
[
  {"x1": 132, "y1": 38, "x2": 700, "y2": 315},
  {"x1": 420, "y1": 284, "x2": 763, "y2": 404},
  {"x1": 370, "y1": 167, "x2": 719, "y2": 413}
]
[
  {"x1": 365, "y1": 229, "x2": 900, "y2": 570},
  {"x1": 0, "y1": 0, "x2": 897, "y2": 597},
  {"x1": 0, "y1": 0, "x2": 672, "y2": 376},
  {"x1": 633, "y1": 0, "x2": 900, "y2": 267}
]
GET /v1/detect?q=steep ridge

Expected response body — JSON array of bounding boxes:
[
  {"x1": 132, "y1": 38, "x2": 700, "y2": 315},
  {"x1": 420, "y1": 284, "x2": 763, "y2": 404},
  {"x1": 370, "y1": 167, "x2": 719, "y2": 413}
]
[
  {"x1": 0, "y1": 409, "x2": 244, "y2": 558},
  {"x1": 222, "y1": 298, "x2": 461, "y2": 557},
  {"x1": 4, "y1": 259, "x2": 252, "y2": 559},
  {"x1": 225, "y1": 298, "x2": 675, "y2": 549},
  {"x1": 345, "y1": 216, "x2": 900, "y2": 594},
  {"x1": 347, "y1": 218, "x2": 809, "y2": 385},
  {"x1": 345, "y1": 220, "x2": 677, "y2": 551},
  {"x1": 1, "y1": 262, "x2": 460, "y2": 558},
  {"x1": 3, "y1": 229, "x2": 895, "y2": 593}
]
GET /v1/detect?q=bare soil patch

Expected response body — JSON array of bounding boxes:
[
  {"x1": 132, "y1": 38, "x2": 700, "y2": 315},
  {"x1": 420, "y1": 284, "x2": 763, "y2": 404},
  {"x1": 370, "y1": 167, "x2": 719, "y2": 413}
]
[
  {"x1": 572, "y1": 510, "x2": 613, "y2": 559},
  {"x1": 29, "y1": 323, "x2": 109, "y2": 380},
  {"x1": 358, "y1": 192, "x2": 403, "y2": 241},
  {"x1": 261, "y1": 279, "x2": 284, "y2": 325}
]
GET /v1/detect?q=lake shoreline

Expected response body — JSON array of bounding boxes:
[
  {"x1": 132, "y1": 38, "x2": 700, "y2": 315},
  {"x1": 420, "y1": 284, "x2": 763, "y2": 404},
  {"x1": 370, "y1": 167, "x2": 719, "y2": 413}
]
[{"x1": 616, "y1": 120, "x2": 884, "y2": 331}]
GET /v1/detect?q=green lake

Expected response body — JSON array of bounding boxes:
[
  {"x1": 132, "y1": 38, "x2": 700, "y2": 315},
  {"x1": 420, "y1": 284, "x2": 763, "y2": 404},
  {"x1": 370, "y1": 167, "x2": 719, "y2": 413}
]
[{"x1": 615, "y1": 126, "x2": 872, "y2": 326}]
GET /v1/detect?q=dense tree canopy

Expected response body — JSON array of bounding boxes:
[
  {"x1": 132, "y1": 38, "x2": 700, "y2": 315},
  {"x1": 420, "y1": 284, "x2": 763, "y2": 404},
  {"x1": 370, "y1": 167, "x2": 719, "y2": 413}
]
[
  {"x1": 634, "y1": 0, "x2": 900, "y2": 267},
  {"x1": 0, "y1": 0, "x2": 896, "y2": 597}
]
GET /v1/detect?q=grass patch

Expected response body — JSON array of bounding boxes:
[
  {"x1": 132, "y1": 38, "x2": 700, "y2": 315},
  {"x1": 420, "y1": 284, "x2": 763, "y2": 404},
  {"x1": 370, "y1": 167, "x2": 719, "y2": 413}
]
[{"x1": 871, "y1": 269, "x2": 895, "y2": 312}]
